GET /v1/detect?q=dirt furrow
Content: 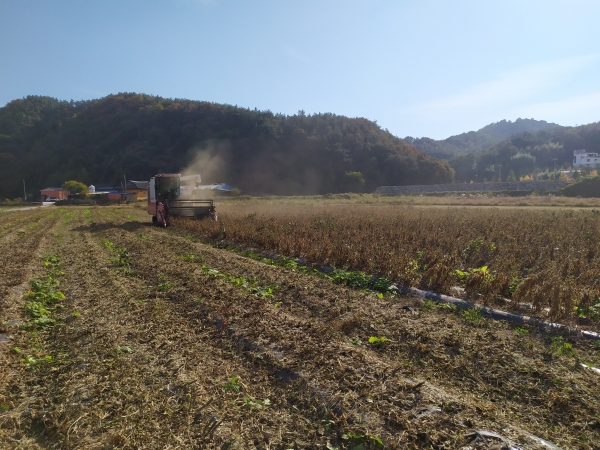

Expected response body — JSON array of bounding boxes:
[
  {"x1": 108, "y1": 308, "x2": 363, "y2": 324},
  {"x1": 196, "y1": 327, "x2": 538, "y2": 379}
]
[{"x1": 0, "y1": 208, "x2": 63, "y2": 449}]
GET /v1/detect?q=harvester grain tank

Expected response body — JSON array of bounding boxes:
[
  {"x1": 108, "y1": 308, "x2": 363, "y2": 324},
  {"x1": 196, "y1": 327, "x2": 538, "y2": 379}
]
[{"x1": 147, "y1": 173, "x2": 216, "y2": 226}]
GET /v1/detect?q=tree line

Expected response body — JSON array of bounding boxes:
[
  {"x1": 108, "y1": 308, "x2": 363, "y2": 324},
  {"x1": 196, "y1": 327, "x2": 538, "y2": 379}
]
[{"x1": 0, "y1": 94, "x2": 454, "y2": 199}]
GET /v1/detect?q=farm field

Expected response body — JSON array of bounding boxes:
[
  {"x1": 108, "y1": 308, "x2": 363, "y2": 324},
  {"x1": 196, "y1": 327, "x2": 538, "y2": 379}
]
[
  {"x1": 176, "y1": 200, "x2": 600, "y2": 328},
  {"x1": 1, "y1": 204, "x2": 600, "y2": 449},
  {"x1": 218, "y1": 193, "x2": 600, "y2": 209}
]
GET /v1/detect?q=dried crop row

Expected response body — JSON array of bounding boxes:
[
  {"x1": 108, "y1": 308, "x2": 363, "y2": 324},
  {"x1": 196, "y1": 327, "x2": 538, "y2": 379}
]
[
  {"x1": 171, "y1": 204, "x2": 600, "y2": 326},
  {"x1": 0, "y1": 208, "x2": 63, "y2": 448},
  {"x1": 98, "y1": 207, "x2": 600, "y2": 448}
]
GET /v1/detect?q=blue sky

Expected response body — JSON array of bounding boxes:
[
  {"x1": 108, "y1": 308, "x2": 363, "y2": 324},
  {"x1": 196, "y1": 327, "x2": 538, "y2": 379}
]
[{"x1": 1, "y1": 0, "x2": 599, "y2": 139}]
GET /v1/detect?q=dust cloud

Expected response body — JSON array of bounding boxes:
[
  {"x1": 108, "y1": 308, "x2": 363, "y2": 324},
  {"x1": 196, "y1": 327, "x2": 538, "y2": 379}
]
[{"x1": 181, "y1": 140, "x2": 230, "y2": 183}]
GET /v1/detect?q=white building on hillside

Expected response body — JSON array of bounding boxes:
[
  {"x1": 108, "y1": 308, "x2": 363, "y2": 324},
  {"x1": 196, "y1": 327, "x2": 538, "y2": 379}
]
[{"x1": 573, "y1": 149, "x2": 600, "y2": 168}]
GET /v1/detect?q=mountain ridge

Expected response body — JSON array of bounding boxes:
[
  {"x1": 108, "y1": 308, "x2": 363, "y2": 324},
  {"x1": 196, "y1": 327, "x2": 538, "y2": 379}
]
[{"x1": 404, "y1": 118, "x2": 561, "y2": 160}]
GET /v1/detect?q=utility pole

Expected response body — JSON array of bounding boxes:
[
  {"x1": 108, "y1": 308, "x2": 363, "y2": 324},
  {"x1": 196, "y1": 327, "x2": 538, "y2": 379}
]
[
  {"x1": 23, "y1": 179, "x2": 27, "y2": 201},
  {"x1": 498, "y1": 165, "x2": 502, "y2": 182},
  {"x1": 553, "y1": 159, "x2": 557, "y2": 175}
]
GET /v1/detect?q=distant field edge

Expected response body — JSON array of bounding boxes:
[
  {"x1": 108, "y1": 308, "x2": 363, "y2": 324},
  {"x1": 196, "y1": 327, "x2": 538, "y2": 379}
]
[{"x1": 376, "y1": 180, "x2": 568, "y2": 196}]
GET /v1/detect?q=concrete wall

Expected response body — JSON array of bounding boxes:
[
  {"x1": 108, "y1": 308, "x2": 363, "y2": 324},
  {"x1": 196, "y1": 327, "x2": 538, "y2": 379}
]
[{"x1": 376, "y1": 180, "x2": 568, "y2": 195}]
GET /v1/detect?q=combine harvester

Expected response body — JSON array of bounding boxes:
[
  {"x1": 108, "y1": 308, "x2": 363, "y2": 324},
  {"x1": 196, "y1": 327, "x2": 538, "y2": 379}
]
[{"x1": 147, "y1": 173, "x2": 216, "y2": 226}]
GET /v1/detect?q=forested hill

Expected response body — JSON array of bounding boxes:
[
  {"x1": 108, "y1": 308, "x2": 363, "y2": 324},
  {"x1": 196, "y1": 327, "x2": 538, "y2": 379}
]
[
  {"x1": 450, "y1": 122, "x2": 600, "y2": 183},
  {"x1": 404, "y1": 118, "x2": 560, "y2": 160},
  {"x1": 0, "y1": 94, "x2": 453, "y2": 198}
]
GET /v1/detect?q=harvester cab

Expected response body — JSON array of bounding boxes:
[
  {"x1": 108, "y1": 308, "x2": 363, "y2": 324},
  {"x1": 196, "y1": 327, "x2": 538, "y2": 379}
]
[{"x1": 148, "y1": 174, "x2": 216, "y2": 226}]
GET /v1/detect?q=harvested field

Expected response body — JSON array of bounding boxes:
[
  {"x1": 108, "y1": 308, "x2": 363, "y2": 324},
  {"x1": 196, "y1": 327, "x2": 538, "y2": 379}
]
[
  {"x1": 1, "y1": 204, "x2": 600, "y2": 449},
  {"x1": 173, "y1": 203, "x2": 600, "y2": 326}
]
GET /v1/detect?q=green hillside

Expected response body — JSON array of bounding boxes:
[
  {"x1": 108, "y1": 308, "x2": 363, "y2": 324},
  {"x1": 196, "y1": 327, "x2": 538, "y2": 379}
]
[
  {"x1": 0, "y1": 94, "x2": 454, "y2": 198},
  {"x1": 405, "y1": 118, "x2": 560, "y2": 159},
  {"x1": 450, "y1": 122, "x2": 600, "y2": 182}
]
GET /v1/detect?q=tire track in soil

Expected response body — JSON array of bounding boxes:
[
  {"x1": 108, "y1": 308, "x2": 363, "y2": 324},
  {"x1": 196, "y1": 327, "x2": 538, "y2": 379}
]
[
  {"x1": 93, "y1": 211, "x2": 564, "y2": 448},
  {"x1": 14, "y1": 208, "x2": 343, "y2": 449},
  {"x1": 0, "y1": 208, "x2": 63, "y2": 449},
  {"x1": 113, "y1": 207, "x2": 600, "y2": 449}
]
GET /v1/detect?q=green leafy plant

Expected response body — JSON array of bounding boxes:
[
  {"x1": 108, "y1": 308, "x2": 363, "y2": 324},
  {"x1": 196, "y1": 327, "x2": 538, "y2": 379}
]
[
  {"x1": 22, "y1": 255, "x2": 65, "y2": 330},
  {"x1": 551, "y1": 336, "x2": 575, "y2": 357},
  {"x1": 157, "y1": 281, "x2": 172, "y2": 292},
  {"x1": 21, "y1": 354, "x2": 55, "y2": 371},
  {"x1": 437, "y1": 302, "x2": 457, "y2": 311},
  {"x1": 331, "y1": 269, "x2": 397, "y2": 295},
  {"x1": 223, "y1": 376, "x2": 243, "y2": 393},
  {"x1": 576, "y1": 297, "x2": 600, "y2": 321},
  {"x1": 103, "y1": 240, "x2": 131, "y2": 274},
  {"x1": 201, "y1": 265, "x2": 223, "y2": 277},
  {"x1": 455, "y1": 266, "x2": 493, "y2": 286},
  {"x1": 243, "y1": 396, "x2": 271, "y2": 409},
  {"x1": 461, "y1": 308, "x2": 486, "y2": 326},
  {"x1": 368, "y1": 336, "x2": 389, "y2": 347},
  {"x1": 341, "y1": 433, "x2": 384, "y2": 448}
]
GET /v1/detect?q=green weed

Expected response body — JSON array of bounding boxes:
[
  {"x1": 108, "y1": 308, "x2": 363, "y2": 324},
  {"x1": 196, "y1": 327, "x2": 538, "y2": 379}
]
[
  {"x1": 437, "y1": 302, "x2": 457, "y2": 312},
  {"x1": 341, "y1": 433, "x2": 384, "y2": 448},
  {"x1": 21, "y1": 354, "x2": 54, "y2": 371},
  {"x1": 576, "y1": 298, "x2": 600, "y2": 321},
  {"x1": 157, "y1": 281, "x2": 172, "y2": 292},
  {"x1": 243, "y1": 396, "x2": 271, "y2": 409},
  {"x1": 201, "y1": 265, "x2": 223, "y2": 277},
  {"x1": 23, "y1": 255, "x2": 65, "y2": 330},
  {"x1": 461, "y1": 308, "x2": 486, "y2": 326},
  {"x1": 223, "y1": 376, "x2": 243, "y2": 393},
  {"x1": 368, "y1": 336, "x2": 389, "y2": 347},
  {"x1": 551, "y1": 336, "x2": 576, "y2": 357},
  {"x1": 103, "y1": 240, "x2": 131, "y2": 274}
]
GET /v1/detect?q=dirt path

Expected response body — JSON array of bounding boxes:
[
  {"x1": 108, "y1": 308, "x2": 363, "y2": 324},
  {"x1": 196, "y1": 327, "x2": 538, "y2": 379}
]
[{"x1": 1, "y1": 206, "x2": 600, "y2": 449}]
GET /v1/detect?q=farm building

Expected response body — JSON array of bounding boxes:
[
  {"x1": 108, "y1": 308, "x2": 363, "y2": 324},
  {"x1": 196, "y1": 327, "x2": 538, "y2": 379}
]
[
  {"x1": 88, "y1": 182, "x2": 148, "y2": 201},
  {"x1": 40, "y1": 187, "x2": 69, "y2": 201},
  {"x1": 125, "y1": 180, "x2": 149, "y2": 200},
  {"x1": 107, "y1": 191, "x2": 134, "y2": 202},
  {"x1": 573, "y1": 149, "x2": 600, "y2": 168}
]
